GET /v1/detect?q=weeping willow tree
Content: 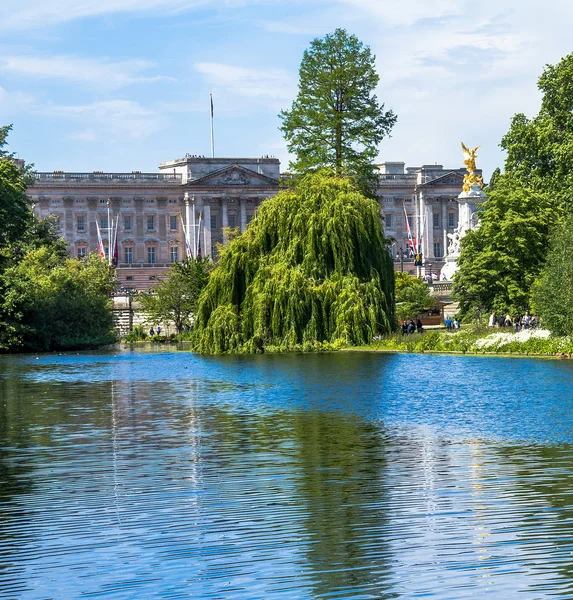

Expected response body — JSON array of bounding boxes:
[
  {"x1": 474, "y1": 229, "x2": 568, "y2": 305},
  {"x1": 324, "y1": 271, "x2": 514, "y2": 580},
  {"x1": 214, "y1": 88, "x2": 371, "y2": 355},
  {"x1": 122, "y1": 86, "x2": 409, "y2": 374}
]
[{"x1": 193, "y1": 172, "x2": 395, "y2": 353}]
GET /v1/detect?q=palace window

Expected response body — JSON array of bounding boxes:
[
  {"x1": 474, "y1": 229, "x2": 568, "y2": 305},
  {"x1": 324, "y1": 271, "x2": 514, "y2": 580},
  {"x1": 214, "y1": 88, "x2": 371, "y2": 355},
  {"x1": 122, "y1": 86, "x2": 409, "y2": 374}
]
[
  {"x1": 124, "y1": 247, "x2": 133, "y2": 264},
  {"x1": 433, "y1": 241, "x2": 442, "y2": 258},
  {"x1": 100, "y1": 215, "x2": 109, "y2": 230},
  {"x1": 407, "y1": 215, "x2": 413, "y2": 229},
  {"x1": 228, "y1": 214, "x2": 236, "y2": 229},
  {"x1": 170, "y1": 215, "x2": 178, "y2": 231},
  {"x1": 211, "y1": 214, "x2": 217, "y2": 230},
  {"x1": 448, "y1": 212, "x2": 456, "y2": 228},
  {"x1": 77, "y1": 215, "x2": 85, "y2": 232},
  {"x1": 169, "y1": 199, "x2": 177, "y2": 204},
  {"x1": 170, "y1": 246, "x2": 179, "y2": 263},
  {"x1": 147, "y1": 246, "x2": 156, "y2": 264},
  {"x1": 433, "y1": 213, "x2": 440, "y2": 228},
  {"x1": 385, "y1": 213, "x2": 393, "y2": 229},
  {"x1": 384, "y1": 197, "x2": 393, "y2": 204},
  {"x1": 124, "y1": 215, "x2": 132, "y2": 231},
  {"x1": 147, "y1": 215, "x2": 155, "y2": 231},
  {"x1": 77, "y1": 246, "x2": 87, "y2": 259}
]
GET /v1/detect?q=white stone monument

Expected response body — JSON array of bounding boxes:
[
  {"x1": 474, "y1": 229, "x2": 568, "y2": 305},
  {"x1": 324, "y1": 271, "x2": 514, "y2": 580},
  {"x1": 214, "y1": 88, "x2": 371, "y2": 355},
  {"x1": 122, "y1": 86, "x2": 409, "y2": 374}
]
[{"x1": 440, "y1": 144, "x2": 487, "y2": 281}]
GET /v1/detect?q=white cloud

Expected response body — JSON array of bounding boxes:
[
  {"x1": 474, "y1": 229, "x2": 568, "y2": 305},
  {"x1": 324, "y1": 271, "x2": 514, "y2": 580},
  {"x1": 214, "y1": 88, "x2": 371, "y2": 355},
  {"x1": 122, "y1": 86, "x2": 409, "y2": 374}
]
[
  {"x1": 195, "y1": 62, "x2": 296, "y2": 106},
  {"x1": 0, "y1": 87, "x2": 36, "y2": 116},
  {"x1": 46, "y1": 100, "x2": 168, "y2": 141},
  {"x1": 0, "y1": 0, "x2": 207, "y2": 31},
  {"x1": 0, "y1": 55, "x2": 174, "y2": 90}
]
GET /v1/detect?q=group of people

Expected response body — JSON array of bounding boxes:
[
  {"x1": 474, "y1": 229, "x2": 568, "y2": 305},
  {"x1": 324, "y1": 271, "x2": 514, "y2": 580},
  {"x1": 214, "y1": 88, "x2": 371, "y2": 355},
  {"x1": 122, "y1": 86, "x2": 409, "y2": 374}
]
[
  {"x1": 402, "y1": 319, "x2": 424, "y2": 334},
  {"x1": 488, "y1": 311, "x2": 538, "y2": 331},
  {"x1": 444, "y1": 316, "x2": 460, "y2": 330},
  {"x1": 149, "y1": 325, "x2": 162, "y2": 336}
]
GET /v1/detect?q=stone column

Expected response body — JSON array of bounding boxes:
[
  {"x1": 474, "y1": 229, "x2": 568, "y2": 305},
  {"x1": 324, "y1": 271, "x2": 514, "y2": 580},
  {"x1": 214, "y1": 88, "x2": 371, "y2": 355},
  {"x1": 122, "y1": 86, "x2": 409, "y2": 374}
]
[
  {"x1": 63, "y1": 197, "x2": 74, "y2": 256},
  {"x1": 202, "y1": 201, "x2": 212, "y2": 259},
  {"x1": 240, "y1": 198, "x2": 247, "y2": 232},
  {"x1": 87, "y1": 197, "x2": 98, "y2": 252},
  {"x1": 134, "y1": 197, "x2": 145, "y2": 263},
  {"x1": 221, "y1": 197, "x2": 228, "y2": 243},
  {"x1": 441, "y1": 199, "x2": 447, "y2": 260},
  {"x1": 157, "y1": 197, "x2": 167, "y2": 262},
  {"x1": 423, "y1": 199, "x2": 433, "y2": 260}
]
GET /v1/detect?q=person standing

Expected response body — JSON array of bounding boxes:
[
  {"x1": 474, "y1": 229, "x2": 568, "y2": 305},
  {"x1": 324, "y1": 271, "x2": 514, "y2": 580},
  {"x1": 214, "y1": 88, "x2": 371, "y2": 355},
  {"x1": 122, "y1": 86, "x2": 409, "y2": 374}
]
[{"x1": 489, "y1": 311, "x2": 496, "y2": 327}]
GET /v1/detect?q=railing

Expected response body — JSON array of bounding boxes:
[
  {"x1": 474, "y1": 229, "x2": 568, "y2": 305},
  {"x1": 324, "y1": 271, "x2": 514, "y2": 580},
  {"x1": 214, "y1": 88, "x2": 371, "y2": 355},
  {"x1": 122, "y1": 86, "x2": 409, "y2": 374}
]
[
  {"x1": 378, "y1": 174, "x2": 418, "y2": 182},
  {"x1": 33, "y1": 172, "x2": 182, "y2": 182},
  {"x1": 429, "y1": 281, "x2": 453, "y2": 297}
]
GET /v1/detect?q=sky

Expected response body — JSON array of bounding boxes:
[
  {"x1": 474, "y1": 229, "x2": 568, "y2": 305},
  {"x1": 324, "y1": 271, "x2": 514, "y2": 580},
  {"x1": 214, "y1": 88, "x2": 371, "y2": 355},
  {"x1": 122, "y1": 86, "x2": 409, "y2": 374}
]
[{"x1": 1, "y1": 1, "x2": 572, "y2": 179}]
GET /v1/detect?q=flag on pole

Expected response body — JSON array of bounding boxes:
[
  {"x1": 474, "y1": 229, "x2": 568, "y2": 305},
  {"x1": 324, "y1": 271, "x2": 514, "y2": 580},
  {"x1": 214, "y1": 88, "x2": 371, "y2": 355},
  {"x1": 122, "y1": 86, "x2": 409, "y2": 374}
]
[
  {"x1": 197, "y1": 211, "x2": 202, "y2": 258},
  {"x1": 111, "y1": 217, "x2": 119, "y2": 267},
  {"x1": 181, "y1": 216, "x2": 192, "y2": 258},
  {"x1": 403, "y1": 203, "x2": 415, "y2": 255},
  {"x1": 95, "y1": 221, "x2": 106, "y2": 261}
]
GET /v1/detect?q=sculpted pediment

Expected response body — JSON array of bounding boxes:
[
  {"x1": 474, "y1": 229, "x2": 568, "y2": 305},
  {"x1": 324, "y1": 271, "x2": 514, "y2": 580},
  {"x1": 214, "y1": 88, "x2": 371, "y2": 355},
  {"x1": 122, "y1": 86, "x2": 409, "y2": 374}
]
[
  {"x1": 186, "y1": 164, "x2": 278, "y2": 187},
  {"x1": 420, "y1": 171, "x2": 465, "y2": 187}
]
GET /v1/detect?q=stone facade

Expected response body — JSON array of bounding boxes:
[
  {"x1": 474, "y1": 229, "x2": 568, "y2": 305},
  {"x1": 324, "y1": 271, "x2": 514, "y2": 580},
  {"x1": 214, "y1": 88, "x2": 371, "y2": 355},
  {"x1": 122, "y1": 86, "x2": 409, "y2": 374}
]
[
  {"x1": 30, "y1": 156, "x2": 280, "y2": 290},
  {"x1": 29, "y1": 155, "x2": 476, "y2": 289},
  {"x1": 377, "y1": 162, "x2": 482, "y2": 276}
]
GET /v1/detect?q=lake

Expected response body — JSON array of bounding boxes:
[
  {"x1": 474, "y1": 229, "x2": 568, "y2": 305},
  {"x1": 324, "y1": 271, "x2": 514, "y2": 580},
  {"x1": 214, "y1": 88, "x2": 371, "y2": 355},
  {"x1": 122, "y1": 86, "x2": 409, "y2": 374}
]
[{"x1": 1, "y1": 348, "x2": 573, "y2": 599}]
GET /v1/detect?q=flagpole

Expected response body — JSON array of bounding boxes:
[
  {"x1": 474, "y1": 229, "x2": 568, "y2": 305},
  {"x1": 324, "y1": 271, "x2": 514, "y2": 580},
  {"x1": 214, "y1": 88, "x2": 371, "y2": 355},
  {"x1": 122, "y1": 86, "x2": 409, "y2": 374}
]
[
  {"x1": 209, "y1": 92, "x2": 214, "y2": 159},
  {"x1": 107, "y1": 199, "x2": 112, "y2": 267},
  {"x1": 191, "y1": 196, "x2": 196, "y2": 258},
  {"x1": 197, "y1": 211, "x2": 202, "y2": 257}
]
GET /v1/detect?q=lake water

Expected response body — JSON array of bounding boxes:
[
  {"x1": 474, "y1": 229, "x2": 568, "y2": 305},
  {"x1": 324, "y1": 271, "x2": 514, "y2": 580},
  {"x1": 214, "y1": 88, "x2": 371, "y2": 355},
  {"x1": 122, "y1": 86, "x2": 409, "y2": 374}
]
[{"x1": 1, "y1": 348, "x2": 573, "y2": 599}]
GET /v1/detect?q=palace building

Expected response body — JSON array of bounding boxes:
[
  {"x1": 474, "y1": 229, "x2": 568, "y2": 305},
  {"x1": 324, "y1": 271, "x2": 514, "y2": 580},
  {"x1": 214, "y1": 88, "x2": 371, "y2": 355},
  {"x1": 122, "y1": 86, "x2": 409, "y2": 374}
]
[{"x1": 29, "y1": 154, "x2": 480, "y2": 289}]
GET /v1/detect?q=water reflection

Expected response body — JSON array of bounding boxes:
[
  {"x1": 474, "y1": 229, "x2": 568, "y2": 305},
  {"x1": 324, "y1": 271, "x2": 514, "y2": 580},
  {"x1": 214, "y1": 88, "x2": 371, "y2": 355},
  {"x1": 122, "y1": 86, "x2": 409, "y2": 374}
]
[{"x1": 1, "y1": 350, "x2": 573, "y2": 598}]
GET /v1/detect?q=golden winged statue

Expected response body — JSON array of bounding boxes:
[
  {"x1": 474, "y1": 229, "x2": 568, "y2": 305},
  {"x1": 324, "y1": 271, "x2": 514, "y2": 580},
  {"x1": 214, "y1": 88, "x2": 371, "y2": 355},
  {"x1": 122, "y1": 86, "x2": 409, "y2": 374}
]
[{"x1": 461, "y1": 142, "x2": 483, "y2": 192}]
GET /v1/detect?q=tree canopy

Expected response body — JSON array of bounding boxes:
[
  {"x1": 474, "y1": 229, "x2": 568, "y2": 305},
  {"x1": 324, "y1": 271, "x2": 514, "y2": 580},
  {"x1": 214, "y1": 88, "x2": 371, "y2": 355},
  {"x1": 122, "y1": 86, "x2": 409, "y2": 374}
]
[
  {"x1": 0, "y1": 126, "x2": 116, "y2": 352},
  {"x1": 454, "y1": 54, "x2": 573, "y2": 318},
  {"x1": 394, "y1": 272, "x2": 435, "y2": 321},
  {"x1": 532, "y1": 212, "x2": 573, "y2": 335},
  {"x1": 139, "y1": 257, "x2": 212, "y2": 333},
  {"x1": 279, "y1": 29, "x2": 396, "y2": 192},
  {"x1": 192, "y1": 172, "x2": 395, "y2": 353}
]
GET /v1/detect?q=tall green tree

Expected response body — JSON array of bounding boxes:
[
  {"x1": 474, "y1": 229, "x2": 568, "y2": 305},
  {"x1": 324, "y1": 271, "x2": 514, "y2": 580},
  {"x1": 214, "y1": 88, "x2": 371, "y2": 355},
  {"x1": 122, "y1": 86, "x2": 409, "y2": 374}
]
[
  {"x1": 0, "y1": 125, "x2": 33, "y2": 253},
  {"x1": 139, "y1": 257, "x2": 212, "y2": 333},
  {"x1": 1, "y1": 251, "x2": 116, "y2": 351},
  {"x1": 454, "y1": 53, "x2": 573, "y2": 318},
  {"x1": 192, "y1": 172, "x2": 395, "y2": 354},
  {"x1": 279, "y1": 29, "x2": 396, "y2": 192},
  {"x1": 0, "y1": 125, "x2": 116, "y2": 352},
  {"x1": 394, "y1": 272, "x2": 435, "y2": 321},
  {"x1": 532, "y1": 212, "x2": 573, "y2": 335},
  {"x1": 453, "y1": 183, "x2": 552, "y2": 316}
]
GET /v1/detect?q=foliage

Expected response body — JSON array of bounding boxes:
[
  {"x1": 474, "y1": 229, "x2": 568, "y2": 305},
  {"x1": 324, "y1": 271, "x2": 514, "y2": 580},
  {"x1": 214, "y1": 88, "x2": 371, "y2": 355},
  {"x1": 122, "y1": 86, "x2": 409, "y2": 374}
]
[
  {"x1": 394, "y1": 272, "x2": 435, "y2": 321},
  {"x1": 0, "y1": 129, "x2": 33, "y2": 251},
  {"x1": 364, "y1": 326, "x2": 572, "y2": 356},
  {"x1": 501, "y1": 54, "x2": 573, "y2": 197},
  {"x1": 192, "y1": 172, "x2": 395, "y2": 353},
  {"x1": 123, "y1": 324, "x2": 148, "y2": 342},
  {"x1": 453, "y1": 183, "x2": 553, "y2": 316},
  {"x1": 532, "y1": 212, "x2": 573, "y2": 335},
  {"x1": 139, "y1": 256, "x2": 212, "y2": 333},
  {"x1": 0, "y1": 251, "x2": 116, "y2": 351},
  {"x1": 0, "y1": 126, "x2": 116, "y2": 352},
  {"x1": 279, "y1": 29, "x2": 396, "y2": 193},
  {"x1": 486, "y1": 167, "x2": 501, "y2": 192},
  {"x1": 452, "y1": 55, "x2": 573, "y2": 318}
]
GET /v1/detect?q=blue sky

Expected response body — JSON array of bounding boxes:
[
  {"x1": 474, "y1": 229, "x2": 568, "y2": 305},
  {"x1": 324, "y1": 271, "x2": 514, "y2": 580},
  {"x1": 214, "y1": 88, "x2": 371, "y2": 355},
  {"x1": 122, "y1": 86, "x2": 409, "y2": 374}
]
[{"x1": 1, "y1": 0, "x2": 572, "y2": 179}]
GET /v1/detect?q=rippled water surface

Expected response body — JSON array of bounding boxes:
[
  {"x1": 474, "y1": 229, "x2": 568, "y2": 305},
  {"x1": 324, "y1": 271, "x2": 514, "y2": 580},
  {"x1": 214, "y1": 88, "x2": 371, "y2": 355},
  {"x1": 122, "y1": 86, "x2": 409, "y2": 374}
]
[{"x1": 2, "y1": 349, "x2": 573, "y2": 599}]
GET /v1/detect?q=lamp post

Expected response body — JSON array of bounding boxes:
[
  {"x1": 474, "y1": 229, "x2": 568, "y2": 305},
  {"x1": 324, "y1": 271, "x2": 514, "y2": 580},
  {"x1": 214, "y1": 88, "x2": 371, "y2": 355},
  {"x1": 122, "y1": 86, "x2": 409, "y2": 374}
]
[{"x1": 396, "y1": 247, "x2": 407, "y2": 272}]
